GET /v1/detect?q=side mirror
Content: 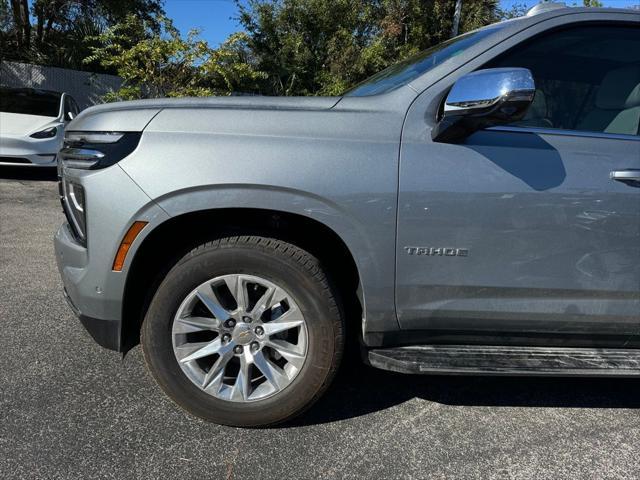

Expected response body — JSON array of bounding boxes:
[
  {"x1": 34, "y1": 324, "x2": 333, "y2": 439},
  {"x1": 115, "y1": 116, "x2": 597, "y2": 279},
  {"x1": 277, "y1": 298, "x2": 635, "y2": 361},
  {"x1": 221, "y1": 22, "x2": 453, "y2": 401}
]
[{"x1": 432, "y1": 68, "x2": 535, "y2": 143}]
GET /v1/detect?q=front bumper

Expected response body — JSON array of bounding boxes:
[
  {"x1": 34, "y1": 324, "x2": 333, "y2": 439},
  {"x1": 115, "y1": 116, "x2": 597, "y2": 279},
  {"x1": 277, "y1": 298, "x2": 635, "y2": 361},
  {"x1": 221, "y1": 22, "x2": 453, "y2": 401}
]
[
  {"x1": 62, "y1": 284, "x2": 122, "y2": 350},
  {"x1": 55, "y1": 222, "x2": 124, "y2": 351},
  {"x1": 0, "y1": 153, "x2": 57, "y2": 166},
  {"x1": 0, "y1": 132, "x2": 62, "y2": 166},
  {"x1": 54, "y1": 164, "x2": 170, "y2": 352}
]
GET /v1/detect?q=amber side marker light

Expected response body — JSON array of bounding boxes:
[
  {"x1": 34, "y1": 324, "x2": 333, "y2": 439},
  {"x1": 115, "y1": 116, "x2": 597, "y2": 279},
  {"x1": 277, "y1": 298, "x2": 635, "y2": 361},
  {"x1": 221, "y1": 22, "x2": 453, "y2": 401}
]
[{"x1": 112, "y1": 221, "x2": 148, "y2": 271}]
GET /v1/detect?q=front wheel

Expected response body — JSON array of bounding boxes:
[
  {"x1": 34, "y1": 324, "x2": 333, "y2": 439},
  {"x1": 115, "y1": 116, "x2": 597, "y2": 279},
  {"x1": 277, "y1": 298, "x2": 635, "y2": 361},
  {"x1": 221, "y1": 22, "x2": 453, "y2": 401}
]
[{"x1": 141, "y1": 236, "x2": 344, "y2": 427}]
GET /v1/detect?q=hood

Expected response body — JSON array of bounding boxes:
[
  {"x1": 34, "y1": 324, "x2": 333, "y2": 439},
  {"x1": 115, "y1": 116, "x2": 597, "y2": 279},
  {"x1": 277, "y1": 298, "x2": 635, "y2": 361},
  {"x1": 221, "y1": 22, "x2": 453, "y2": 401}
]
[
  {"x1": 83, "y1": 95, "x2": 341, "y2": 114},
  {"x1": 68, "y1": 96, "x2": 342, "y2": 133},
  {"x1": 0, "y1": 112, "x2": 61, "y2": 136}
]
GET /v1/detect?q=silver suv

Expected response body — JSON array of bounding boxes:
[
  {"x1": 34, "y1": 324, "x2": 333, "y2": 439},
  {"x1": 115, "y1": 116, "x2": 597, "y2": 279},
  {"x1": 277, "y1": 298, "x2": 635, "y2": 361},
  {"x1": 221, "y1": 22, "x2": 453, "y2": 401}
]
[{"x1": 55, "y1": 5, "x2": 640, "y2": 427}]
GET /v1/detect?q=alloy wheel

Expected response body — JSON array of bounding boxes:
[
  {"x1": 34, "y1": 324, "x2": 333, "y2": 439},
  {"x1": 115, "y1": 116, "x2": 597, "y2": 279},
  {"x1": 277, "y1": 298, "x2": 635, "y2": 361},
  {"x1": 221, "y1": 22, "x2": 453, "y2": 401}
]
[{"x1": 171, "y1": 274, "x2": 308, "y2": 402}]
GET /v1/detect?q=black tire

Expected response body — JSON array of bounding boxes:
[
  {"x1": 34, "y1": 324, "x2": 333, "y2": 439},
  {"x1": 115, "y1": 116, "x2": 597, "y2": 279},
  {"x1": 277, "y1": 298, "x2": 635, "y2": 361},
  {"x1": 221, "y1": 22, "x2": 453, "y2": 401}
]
[{"x1": 140, "y1": 235, "x2": 344, "y2": 427}]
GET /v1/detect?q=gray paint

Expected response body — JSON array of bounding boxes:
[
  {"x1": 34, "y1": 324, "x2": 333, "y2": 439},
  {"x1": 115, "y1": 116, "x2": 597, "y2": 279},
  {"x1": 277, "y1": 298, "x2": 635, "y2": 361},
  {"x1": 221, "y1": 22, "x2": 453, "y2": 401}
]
[
  {"x1": 54, "y1": 7, "x2": 640, "y2": 348},
  {"x1": 55, "y1": 164, "x2": 169, "y2": 320},
  {"x1": 397, "y1": 10, "x2": 640, "y2": 339},
  {"x1": 397, "y1": 127, "x2": 640, "y2": 335},
  {"x1": 120, "y1": 91, "x2": 409, "y2": 332}
]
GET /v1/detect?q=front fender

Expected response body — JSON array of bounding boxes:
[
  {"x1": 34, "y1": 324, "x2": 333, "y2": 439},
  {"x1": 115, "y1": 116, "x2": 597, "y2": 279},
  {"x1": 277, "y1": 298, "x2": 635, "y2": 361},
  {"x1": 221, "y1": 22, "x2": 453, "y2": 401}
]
[
  {"x1": 146, "y1": 184, "x2": 395, "y2": 334},
  {"x1": 119, "y1": 106, "x2": 402, "y2": 335}
]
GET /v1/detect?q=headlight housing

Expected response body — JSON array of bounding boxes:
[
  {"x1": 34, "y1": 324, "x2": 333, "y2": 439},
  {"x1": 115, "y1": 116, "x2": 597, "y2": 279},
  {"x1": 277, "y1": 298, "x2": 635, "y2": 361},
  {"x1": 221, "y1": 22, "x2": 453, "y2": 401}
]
[
  {"x1": 30, "y1": 126, "x2": 58, "y2": 139},
  {"x1": 59, "y1": 131, "x2": 141, "y2": 169}
]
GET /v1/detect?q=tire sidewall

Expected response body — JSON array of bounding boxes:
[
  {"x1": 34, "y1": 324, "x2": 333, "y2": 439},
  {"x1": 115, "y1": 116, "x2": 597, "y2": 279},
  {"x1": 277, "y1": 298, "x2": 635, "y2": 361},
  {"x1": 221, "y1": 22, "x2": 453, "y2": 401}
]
[{"x1": 142, "y1": 239, "x2": 341, "y2": 426}]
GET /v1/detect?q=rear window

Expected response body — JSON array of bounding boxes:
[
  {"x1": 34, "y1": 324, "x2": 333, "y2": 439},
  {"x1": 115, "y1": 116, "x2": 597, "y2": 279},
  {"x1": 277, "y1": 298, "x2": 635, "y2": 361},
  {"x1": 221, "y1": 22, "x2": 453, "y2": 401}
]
[{"x1": 0, "y1": 89, "x2": 61, "y2": 117}]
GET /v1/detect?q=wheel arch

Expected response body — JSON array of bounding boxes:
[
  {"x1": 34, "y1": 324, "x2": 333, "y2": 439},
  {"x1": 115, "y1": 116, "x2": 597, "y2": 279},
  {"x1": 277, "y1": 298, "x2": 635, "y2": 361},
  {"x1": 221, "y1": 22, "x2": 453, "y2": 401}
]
[{"x1": 121, "y1": 207, "x2": 365, "y2": 352}]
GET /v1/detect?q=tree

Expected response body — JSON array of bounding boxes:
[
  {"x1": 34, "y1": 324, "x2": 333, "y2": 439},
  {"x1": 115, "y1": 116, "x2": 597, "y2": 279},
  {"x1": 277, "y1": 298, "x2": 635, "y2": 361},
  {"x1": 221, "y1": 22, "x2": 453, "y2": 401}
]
[
  {"x1": 0, "y1": 0, "x2": 164, "y2": 70},
  {"x1": 8, "y1": 0, "x2": 29, "y2": 51},
  {"x1": 0, "y1": 0, "x2": 13, "y2": 40},
  {"x1": 85, "y1": 15, "x2": 265, "y2": 100},
  {"x1": 2, "y1": 0, "x2": 512, "y2": 100},
  {"x1": 498, "y1": 2, "x2": 528, "y2": 19},
  {"x1": 237, "y1": 0, "x2": 501, "y2": 96}
]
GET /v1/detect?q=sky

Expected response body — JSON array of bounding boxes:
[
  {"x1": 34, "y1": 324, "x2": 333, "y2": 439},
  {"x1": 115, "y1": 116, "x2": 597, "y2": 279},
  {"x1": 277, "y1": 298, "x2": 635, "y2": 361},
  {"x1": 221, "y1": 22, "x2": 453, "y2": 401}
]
[
  {"x1": 165, "y1": 0, "x2": 640, "y2": 48},
  {"x1": 164, "y1": 0, "x2": 241, "y2": 47}
]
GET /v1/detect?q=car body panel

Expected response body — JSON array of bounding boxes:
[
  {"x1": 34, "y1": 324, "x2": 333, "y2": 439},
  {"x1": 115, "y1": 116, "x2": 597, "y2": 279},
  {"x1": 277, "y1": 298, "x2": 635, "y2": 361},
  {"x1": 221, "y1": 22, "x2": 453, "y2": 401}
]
[
  {"x1": 397, "y1": 128, "x2": 640, "y2": 337},
  {"x1": 54, "y1": 164, "x2": 170, "y2": 322},
  {"x1": 0, "y1": 112, "x2": 59, "y2": 135},
  {"x1": 396, "y1": 10, "x2": 640, "y2": 343},
  {"x1": 67, "y1": 107, "x2": 162, "y2": 133},
  {"x1": 65, "y1": 95, "x2": 342, "y2": 134},
  {"x1": 119, "y1": 90, "x2": 411, "y2": 333}
]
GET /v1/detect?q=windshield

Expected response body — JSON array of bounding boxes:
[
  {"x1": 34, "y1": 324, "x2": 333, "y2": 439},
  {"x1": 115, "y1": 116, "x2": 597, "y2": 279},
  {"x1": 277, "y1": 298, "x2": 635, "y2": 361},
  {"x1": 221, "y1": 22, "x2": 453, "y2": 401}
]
[
  {"x1": 345, "y1": 24, "x2": 505, "y2": 97},
  {"x1": 0, "y1": 89, "x2": 61, "y2": 117}
]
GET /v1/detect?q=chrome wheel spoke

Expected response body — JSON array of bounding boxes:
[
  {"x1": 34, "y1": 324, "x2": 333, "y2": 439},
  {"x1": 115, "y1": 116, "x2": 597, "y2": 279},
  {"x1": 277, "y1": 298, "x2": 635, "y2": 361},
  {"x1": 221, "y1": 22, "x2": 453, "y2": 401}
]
[
  {"x1": 224, "y1": 275, "x2": 249, "y2": 312},
  {"x1": 266, "y1": 339, "x2": 306, "y2": 370},
  {"x1": 262, "y1": 307, "x2": 304, "y2": 336},
  {"x1": 202, "y1": 349, "x2": 233, "y2": 393},
  {"x1": 250, "y1": 285, "x2": 276, "y2": 320},
  {"x1": 253, "y1": 350, "x2": 288, "y2": 389},
  {"x1": 196, "y1": 286, "x2": 231, "y2": 321},
  {"x1": 173, "y1": 315, "x2": 221, "y2": 334},
  {"x1": 175, "y1": 338, "x2": 224, "y2": 363},
  {"x1": 230, "y1": 354, "x2": 252, "y2": 401}
]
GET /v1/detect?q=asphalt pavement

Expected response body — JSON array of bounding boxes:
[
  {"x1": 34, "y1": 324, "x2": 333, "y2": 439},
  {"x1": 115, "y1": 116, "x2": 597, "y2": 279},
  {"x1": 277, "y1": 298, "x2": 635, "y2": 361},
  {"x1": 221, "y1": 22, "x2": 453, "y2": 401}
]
[{"x1": 1, "y1": 167, "x2": 639, "y2": 480}]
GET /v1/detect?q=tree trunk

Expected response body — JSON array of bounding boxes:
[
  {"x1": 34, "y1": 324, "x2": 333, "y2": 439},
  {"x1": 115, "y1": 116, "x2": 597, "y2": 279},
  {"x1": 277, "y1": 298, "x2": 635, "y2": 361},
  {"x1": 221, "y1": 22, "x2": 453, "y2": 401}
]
[
  {"x1": 451, "y1": 0, "x2": 463, "y2": 37},
  {"x1": 10, "y1": 0, "x2": 30, "y2": 50},
  {"x1": 35, "y1": 2, "x2": 44, "y2": 46}
]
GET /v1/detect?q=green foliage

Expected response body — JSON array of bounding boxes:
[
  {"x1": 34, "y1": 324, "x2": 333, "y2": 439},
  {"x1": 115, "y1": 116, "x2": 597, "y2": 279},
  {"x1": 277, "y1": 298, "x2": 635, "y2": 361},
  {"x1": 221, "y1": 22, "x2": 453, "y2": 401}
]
[
  {"x1": 0, "y1": 0, "x2": 164, "y2": 70},
  {"x1": 497, "y1": 2, "x2": 528, "y2": 19},
  {"x1": 85, "y1": 15, "x2": 265, "y2": 100},
  {"x1": 237, "y1": 0, "x2": 501, "y2": 96},
  {"x1": 0, "y1": 0, "x2": 11, "y2": 32},
  {"x1": 1, "y1": 0, "x2": 528, "y2": 100}
]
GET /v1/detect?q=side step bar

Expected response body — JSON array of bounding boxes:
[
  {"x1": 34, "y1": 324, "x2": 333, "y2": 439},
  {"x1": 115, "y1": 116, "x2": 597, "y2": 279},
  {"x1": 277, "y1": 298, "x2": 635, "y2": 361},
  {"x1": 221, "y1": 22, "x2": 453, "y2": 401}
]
[{"x1": 368, "y1": 345, "x2": 640, "y2": 377}]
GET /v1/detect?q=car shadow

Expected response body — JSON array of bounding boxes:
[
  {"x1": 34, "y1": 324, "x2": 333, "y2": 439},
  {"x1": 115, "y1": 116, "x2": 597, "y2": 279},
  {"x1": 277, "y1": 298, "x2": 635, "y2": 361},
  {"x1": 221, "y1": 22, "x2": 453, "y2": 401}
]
[
  {"x1": 289, "y1": 358, "x2": 640, "y2": 427},
  {"x1": 464, "y1": 130, "x2": 566, "y2": 191},
  {"x1": 0, "y1": 166, "x2": 57, "y2": 181}
]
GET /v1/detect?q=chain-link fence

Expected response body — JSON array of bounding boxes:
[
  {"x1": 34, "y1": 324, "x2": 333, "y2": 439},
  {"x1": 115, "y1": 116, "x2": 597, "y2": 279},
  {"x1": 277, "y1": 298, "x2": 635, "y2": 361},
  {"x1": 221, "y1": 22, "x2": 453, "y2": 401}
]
[{"x1": 0, "y1": 61, "x2": 122, "y2": 110}]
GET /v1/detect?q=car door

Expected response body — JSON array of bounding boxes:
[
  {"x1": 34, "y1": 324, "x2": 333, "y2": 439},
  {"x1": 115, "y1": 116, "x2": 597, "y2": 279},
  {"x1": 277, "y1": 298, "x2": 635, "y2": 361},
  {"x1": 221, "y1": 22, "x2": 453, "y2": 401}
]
[{"x1": 396, "y1": 23, "x2": 640, "y2": 345}]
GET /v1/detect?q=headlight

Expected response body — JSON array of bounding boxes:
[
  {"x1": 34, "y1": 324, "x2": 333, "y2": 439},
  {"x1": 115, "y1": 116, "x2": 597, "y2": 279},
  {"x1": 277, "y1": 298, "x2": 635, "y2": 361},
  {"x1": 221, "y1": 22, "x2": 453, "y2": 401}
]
[
  {"x1": 62, "y1": 180, "x2": 87, "y2": 244},
  {"x1": 59, "y1": 131, "x2": 141, "y2": 170},
  {"x1": 30, "y1": 126, "x2": 58, "y2": 139}
]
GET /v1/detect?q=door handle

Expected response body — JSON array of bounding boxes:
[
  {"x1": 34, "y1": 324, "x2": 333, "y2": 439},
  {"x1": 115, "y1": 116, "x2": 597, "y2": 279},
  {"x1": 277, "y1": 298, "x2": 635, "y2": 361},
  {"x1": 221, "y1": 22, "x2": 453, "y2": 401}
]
[{"x1": 610, "y1": 169, "x2": 640, "y2": 186}]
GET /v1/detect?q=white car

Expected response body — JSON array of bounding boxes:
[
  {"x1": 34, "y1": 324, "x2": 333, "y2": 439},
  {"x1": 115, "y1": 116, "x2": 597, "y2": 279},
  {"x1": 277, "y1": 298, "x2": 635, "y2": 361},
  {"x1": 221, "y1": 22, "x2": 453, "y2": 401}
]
[{"x1": 0, "y1": 87, "x2": 80, "y2": 167}]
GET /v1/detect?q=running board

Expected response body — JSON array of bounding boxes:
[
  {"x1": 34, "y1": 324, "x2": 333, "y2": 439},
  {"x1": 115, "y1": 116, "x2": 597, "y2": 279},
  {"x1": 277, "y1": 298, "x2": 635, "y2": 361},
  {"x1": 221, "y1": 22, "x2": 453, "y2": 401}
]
[{"x1": 368, "y1": 345, "x2": 640, "y2": 377}]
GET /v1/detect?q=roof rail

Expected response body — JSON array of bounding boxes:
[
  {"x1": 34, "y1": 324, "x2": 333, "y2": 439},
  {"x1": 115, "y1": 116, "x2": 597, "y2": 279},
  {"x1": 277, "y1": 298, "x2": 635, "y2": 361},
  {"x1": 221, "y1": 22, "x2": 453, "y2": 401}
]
[{"x1": 527, "y1": 2, "x2": 567, "y2": 17}]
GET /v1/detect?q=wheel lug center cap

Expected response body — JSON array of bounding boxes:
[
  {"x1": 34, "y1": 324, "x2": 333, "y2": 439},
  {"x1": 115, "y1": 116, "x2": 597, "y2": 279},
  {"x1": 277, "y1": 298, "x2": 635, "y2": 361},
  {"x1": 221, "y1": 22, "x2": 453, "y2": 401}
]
[{"x1": 232, "y1": 323, "x2": 255, "y2": 345}]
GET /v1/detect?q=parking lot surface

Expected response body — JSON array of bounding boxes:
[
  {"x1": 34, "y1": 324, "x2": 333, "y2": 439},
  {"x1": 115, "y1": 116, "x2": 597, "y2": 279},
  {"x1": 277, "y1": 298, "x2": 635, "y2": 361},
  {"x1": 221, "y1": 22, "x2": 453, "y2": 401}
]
[{"x1": 1, "y1": 169, "x2": 640, "y2": 480}]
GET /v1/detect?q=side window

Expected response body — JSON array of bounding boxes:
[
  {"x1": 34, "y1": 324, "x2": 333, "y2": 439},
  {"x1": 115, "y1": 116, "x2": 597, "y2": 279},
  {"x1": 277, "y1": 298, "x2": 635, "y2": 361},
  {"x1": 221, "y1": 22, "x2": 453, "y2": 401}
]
[{"x1": 486, "y1": 25, "x2": 640, "y2": 136}]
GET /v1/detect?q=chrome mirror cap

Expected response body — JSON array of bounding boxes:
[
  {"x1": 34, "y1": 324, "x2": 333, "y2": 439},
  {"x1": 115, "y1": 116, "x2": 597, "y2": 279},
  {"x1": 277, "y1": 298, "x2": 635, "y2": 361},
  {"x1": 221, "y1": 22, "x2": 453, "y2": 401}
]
[
  {"x1": 433, "y1": 67, "x2": 536, "y2": 143},
  {"x1": 444, "y1": 68, "x2": 535, "y2": 117}
]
